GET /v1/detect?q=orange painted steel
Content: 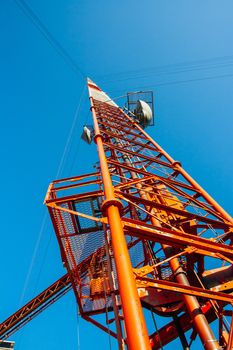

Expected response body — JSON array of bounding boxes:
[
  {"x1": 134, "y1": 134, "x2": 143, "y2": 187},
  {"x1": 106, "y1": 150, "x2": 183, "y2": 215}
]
[
  {"x1": 42, "y1": 80, "x2": 233, "y2": 349},
  {"x1": 1, "y1": 80, "x2": 232, "y2": 349},
  {"x1": 121, "y1": 218, "x2": 233, "y2": 259},
  {"x1": 125, "y1": 110, "x2": 233, "y2": 226},
  {"x1": 150, "y1": 302, "x2": 217, "y2": 349},
  {"x1": 162, "y1": 254, "x2": 220, "y2": 350},
  {"x1": 149, "y1": 214, "x2": 220, "y2": 350},
  {"x1": 0, "y1": 274, "x2": 71, "y2": 340},
  {"x1": 116, "y1": 106, "x2": 231, "y2": 348},
  {"x1": 119, "y1": 147, "x2": 220, "y2": 350},
  {"x1": 135, "y1": 276, "x2": 233, "y2": 303},
  {"x1": 86, "y1": 84, "x2": 232, "y2": 348},
  {"x1": 89, "y1": 93, "x2": 151, "y2": 350}
]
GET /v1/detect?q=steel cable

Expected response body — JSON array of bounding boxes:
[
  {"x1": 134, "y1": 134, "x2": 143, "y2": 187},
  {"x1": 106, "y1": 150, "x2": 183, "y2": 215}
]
[{"x1": 13, "y1": 0, "x2": 86, "y2": 79}]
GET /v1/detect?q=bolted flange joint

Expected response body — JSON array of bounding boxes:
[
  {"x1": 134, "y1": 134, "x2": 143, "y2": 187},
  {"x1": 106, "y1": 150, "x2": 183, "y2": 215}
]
[
  {"x1": 173, "y1": 269, "x2": 188, "y2": 278},
  {"x1": 101, "y1": 198, "x2": 123, "y2": 215},
  {"x1": 93, "y1": 133, "x2": 104, "y2": 143},
  {"x1": 172, "y1": 160, "x2": 182, "y2": 168}
]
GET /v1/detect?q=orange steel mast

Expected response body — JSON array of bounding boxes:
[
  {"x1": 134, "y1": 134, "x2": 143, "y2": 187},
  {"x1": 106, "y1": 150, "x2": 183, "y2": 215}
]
[
  {"x1": 89, "y1": 84, "x2": 151, "y2": 350},
  {"x1": 44, "y1": 79, "x2": 233, "y2": 349},
  {"x1": 1, "y1": 79, "x2": 232, "y2": 349}
]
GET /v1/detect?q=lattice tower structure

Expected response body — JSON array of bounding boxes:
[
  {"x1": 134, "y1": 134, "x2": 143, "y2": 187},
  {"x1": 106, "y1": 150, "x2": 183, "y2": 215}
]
[{"x1": 45, "y1": 80, "x2": 233, "y2": 350}]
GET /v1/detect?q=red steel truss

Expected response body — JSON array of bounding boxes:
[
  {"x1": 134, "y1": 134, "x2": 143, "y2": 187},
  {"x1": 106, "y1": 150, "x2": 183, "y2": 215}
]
[{"x1": 1, "y1": 79, "x2": 232, "y2": 349}]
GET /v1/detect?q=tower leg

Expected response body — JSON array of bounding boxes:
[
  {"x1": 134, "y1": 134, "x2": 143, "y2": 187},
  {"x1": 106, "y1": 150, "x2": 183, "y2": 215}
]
[{"x1": 90, "y1": 96, "x2": 151, "y2": 350}]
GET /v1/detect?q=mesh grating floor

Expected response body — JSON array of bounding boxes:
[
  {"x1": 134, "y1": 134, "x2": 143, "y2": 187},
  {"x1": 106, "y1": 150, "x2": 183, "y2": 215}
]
[{"x1": 50, "y1": 195, "x2": 151, "y2": 315}]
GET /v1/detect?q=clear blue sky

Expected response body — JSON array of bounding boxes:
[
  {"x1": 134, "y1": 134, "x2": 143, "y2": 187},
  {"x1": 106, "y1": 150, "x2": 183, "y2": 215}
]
[{"x1": 0, "y1": 1, "x2": 232, "y2": 349}]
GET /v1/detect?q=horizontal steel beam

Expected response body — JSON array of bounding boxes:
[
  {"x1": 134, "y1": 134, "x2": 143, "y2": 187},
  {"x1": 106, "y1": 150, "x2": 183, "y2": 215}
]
[
  {"x1": 136, "y1": 276, "x2": 233, "y2": 303},
  {"x1": 122, "y1": 218, "x2": 233, "y2": 258}
]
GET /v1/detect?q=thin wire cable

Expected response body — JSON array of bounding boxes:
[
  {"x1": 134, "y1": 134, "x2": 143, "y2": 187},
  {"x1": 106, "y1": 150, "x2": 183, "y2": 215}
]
[
  {"x1": 13, "y1": 0, "x2": 86, "y2": 79},
  {"x1": 56, "y1": 84, "x2": 86, "y2": 179},
  {"x1": 108, "y1": 72, "x2": 233, "y2": 95},
  {"x1": 150, "y1": 309, "x2": 164, "y2": 350},
  {"x1": 76, "y1": 309, "x2": 81, "y2": 350},
  {"x1": 101, "y1": 61, "x2": 233, "y2": 85},
  {"x1": 17, "y1": 210, "x2": 48, "y2": 308},
  {"x1": 68, "y1": 98, "x2": 92, "y2": 175},
  {"x1": 193, "y1": 267, "x2": 231, "y2": 331},
  {"x1": 102, "y1": 262, "x2": 112, "y2": 350},
  {"x1": 32, "y1": 230, "x2": 53, "y2": 295},
  {"x1": 141, "y1": 72, "x2": 233, "y2": 88},
  {"x1": 17, "y1": 85, "x2": 86, "y2": 309},
  {"x1": 99, "y1": 54, "x2": 233, "y2": 81}
]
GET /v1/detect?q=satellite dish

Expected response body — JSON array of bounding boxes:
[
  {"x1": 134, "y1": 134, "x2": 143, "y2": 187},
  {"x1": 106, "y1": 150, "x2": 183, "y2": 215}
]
[
  {"x1": 134, "y1": 100, "x2": 153, "y2": 127},
  {"x1": 81, "y1": 126, "x2": 93, "y2": 144}
]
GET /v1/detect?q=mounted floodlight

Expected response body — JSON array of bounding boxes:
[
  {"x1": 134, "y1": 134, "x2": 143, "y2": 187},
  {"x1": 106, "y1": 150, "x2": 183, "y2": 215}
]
[
  {"x1": 81, "y1": 125, "x2": 93, "y2": 144},
  {"x1": 134, "y1": 100, "x2": 153, "y2": 127}
]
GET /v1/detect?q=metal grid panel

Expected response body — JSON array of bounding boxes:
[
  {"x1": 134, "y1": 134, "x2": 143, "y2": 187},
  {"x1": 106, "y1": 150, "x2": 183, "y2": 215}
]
[{"x1": 50, "y1": 199, "x2": 152, "y2": 314}]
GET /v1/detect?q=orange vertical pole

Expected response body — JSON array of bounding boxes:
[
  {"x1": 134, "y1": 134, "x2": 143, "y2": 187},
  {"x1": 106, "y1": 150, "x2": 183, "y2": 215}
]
[{"x1": 89, "y1": 96, "x2": 151, "y2": 350}]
